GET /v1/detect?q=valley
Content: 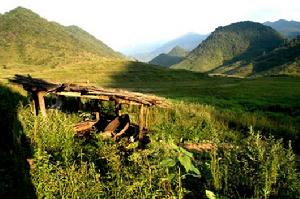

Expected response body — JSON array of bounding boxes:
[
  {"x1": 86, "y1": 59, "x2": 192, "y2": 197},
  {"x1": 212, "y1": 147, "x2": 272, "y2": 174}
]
[{"x1": 0, "y1": 6, "x2": 300, "y2": 199}]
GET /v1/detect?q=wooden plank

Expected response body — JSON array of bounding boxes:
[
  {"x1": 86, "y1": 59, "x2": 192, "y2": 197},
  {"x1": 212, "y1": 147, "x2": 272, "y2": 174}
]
[{"x1": 56, "y1": 91, "x2": 81, "y2": 97}]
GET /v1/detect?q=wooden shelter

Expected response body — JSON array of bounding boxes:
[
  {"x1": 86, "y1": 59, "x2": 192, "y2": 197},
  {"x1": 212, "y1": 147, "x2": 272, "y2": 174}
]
[{"x1": 9, "y1": 74, "x2": 169, "y2": 141}]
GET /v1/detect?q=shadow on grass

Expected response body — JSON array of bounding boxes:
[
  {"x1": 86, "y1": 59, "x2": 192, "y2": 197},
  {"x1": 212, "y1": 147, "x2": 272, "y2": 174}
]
[
  {"x1": 0, "y1": 85, "x2": 36, "y2": 198},
  {"x1": 106, "y1": 62, "x2": 300, "y2": 152}
]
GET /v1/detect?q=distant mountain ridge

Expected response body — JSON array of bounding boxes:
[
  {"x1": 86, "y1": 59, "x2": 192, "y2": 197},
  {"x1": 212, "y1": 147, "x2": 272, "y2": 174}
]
[
  {"x1": 264, "y1": 19, "x2": 300, "y2": 38},
  {"x1": 172, "y1": 21, "x2": 284, "y2": 74},
  {"x1": 0, "y1": 7, "x2": 124, "y2": 66},
  {"x1": 132, "y1": 33, "x2": 207, "y2": 62},
  {"x1": 149, "y1": 46, "x2": 188, "y2": 67}
]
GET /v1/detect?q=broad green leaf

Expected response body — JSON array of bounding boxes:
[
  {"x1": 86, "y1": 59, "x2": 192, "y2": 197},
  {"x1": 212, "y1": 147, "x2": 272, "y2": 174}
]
[
  {"x1": 178, "y1": 155, "x2": 192, "y2": 172},
  {"x1": 160, "y1": 158, "x2": 176, "y2": 167},
  {"x1": 170, "y1": 143, "x2": 180, "y2": 150},
  {"x1": 179, "y1": 146, "x2": 193, "y2": 158},
  {"x1": 126, "y1": 142, "x2": 139, "y2": 149},
  {"x1": 190, "y1": 164, "x2": 201, "y2": 175},
  {"x1": 205, "y1": 190, "x2": 216, "y2": 199},
  {"x1": 168, "y1": 173, "x2": 176, "y2": 181}
]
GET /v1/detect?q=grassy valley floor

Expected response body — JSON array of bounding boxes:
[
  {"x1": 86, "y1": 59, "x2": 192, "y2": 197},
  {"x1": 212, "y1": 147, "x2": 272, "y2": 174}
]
[{"x1": 1, "y1": 60, "x2": 300, "y2": 198}]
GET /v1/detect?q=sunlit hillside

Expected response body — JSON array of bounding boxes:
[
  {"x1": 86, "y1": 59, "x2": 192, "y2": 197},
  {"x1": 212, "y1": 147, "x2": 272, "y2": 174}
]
[
  {"x1": 1, "y1": 5, "x2": 300, "y2": 199},
  {"x1": 0, "y1": 7, "x2": 123, "y2": 67}
]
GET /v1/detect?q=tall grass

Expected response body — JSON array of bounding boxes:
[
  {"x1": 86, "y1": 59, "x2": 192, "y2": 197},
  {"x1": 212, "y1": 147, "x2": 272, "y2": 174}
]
[
  {"x1": 11, "y1": 99, "x2": 299, "y2": 198},
  {"x1": 1, "y1": 61, "x2": 300, "y2": 198}
]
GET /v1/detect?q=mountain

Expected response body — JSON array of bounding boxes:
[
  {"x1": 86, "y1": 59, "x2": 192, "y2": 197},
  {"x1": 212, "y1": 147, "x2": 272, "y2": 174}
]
[
  {"x1": 251, "y1": 36, "x2": 300, "y2": 76},
  {"x1": 0, "y1": 7, "x2": 123, "y2": 67},
  {"x1": 167, "y1": 46, "x2": 188, "y2": 57},
  {"x1": 149, "y1": 46, "x2": 188, "y2": 67},
  {"x1": 132, "y1": 33, "x2": 207, "y2": 62},
  {"x1": 264, "y1": 19, "x2": 300, "y2": 38},
  {"x1": 120, "y1": 40, "x2": 167, "y2": 56},
  {"x1": 172, "y1": 21, "x2": 284, "y2": 73}
]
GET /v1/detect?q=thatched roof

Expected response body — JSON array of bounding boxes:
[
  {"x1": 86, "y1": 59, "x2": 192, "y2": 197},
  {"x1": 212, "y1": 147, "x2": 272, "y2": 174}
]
[{"x1": 9, "y1": 74, "x2": 169, "y2": 107}]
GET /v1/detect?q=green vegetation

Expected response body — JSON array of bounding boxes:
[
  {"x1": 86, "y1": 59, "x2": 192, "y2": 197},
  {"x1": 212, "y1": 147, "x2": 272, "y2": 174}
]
[
  {"x1": 149, "y1": 46, "x2": 188, "y2": 67},
  {"x1": 1, "y1": 60, "x2": 300, "y2": 198},
  {"x1": 172, "y1": 21, "x2": 284, "y2": 74},
  {"x1": 1, "y1": 78, "x2": 300, "y2": 198},
  {"x1": 0, "y1": 7, "x2": 123, "y2": 67},
  {"x1": 167, "y1": 46, "x2": 189, "y2": 57},
  {"x1": 253, "y1": 36, "x2": 300, "y2": 75},
  {"x1": 1, "y1": 7, "x2": 300, "y2": 199},
  {"x1": 212, "y1": 36, "x2": 300, "y2": 76},
  {"x1": 1, "y1": 61, "x2": 300, "y2": 151}
]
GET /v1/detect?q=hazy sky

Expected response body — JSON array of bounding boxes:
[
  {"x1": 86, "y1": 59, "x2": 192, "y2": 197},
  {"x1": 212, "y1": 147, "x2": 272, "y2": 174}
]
[{"x1": 1, "y1": 0, "x2": 300, "y2": 51}]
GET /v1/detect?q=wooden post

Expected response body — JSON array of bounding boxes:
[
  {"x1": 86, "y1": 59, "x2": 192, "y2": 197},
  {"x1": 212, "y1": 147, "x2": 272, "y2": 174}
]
[
  {"x1": 145, "y1": 106, "x2": 149, "y2": 130},
  {"x1": 77, "y1": 97, "x2": 82, "y2": 110},
  {"x1": 37, "y1": 91, "x2": 46, "y2": 117},
  {"x1": 31, "y1": 92, "x2": 38, "y2": 116},
  {"x1": 139, "y1": 104, "x2": 144, "y2": 141},
  {"x1": 115, "y1": 100, "x2": 121, "y2": 116}
]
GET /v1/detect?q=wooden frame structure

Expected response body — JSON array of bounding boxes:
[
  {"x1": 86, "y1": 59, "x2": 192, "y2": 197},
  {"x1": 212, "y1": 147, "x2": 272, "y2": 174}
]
[{"x1": 9, "y1": 75, "x2": 169, "y2": 140}]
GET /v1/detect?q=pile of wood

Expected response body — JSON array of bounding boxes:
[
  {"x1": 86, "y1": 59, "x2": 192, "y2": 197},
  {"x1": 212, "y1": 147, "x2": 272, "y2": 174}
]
[{"x1": 74, "y1": 112, "x2": 100, "y2": 133}]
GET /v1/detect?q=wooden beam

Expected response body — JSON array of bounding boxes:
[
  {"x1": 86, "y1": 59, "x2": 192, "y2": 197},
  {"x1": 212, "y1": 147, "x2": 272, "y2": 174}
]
[
  {"x1": 139, "y1": 104, "x2": 144, "y2": 141},
  {"x1": 37, "y1": 91, "x2": 46, "y2": 117},
  {"x1": 55, "y1": 91, "x2": 143, "y2": 106}
]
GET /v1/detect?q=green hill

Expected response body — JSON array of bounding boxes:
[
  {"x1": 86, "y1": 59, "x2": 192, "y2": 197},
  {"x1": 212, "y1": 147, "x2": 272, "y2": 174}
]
[
  {"x1": 0, "y1": 7, "x2": 123, "y2": 67},
  {"x1": 167, "y1": 46, "x2": 188, "y2": 57},
  {"x1": 210, "y1": 36, "x2": 300, "y2": 77},
  {"x1": 252, "y1": 36, "x2": 300, "y2": 76},
  {"x1": 172, "y1": 21, "x2": 284, "y2": 73},
  {"x1": 264, "y1": 19, "x2": 300, "y2": 38},
  {"x1": 149, "y1": 46, "x2": 188, "y2": 67}
]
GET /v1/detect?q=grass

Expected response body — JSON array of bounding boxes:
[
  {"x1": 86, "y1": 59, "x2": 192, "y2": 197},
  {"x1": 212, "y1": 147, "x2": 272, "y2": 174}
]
[
  {"x1": 1, "y1": 60, "x2": 300, "y2": 198},
  {"x1": 1, "y1": 60, "x2": 299, "y2": 149}
]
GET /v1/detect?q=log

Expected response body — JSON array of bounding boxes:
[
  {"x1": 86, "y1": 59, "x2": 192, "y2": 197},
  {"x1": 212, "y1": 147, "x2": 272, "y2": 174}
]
[{"x1": 74, "y1": 112, "x2": 100, "y2": 133}]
